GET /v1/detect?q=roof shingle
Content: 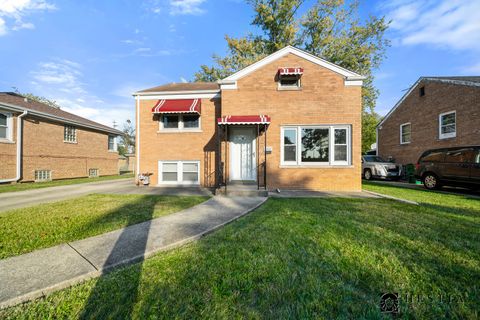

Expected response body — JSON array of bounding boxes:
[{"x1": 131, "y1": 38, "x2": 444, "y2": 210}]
[{"x1": 0, "y1": 92, "x2": 121, "y2": 135}]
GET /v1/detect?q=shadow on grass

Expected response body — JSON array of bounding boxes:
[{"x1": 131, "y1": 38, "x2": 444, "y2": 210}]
[
  {"x1": 77, "y1": 196, "x2": 159, "y2": 319},
  {"x1": 70, "y1": 197, "x2": 478, "y2": 319}
]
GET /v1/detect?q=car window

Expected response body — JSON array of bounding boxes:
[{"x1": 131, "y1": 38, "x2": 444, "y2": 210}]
[
  {"x1": 444, "y1": 149, "x2": 475, "y2": 163},
  {"x1": 475, "y1": 151, "x2": 480, "y2": 164},
  {"x1": 363, "y1": 155, "x2": 385, "y2": 162},
  {"x1": 421, "y1": 151, "x2": 444, "y2": 162}
]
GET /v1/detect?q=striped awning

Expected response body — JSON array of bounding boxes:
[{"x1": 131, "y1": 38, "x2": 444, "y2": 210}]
[
  {"x1": 151, "y1": 99, "x2": 201, "y2": 114},
  {"x1": 217, "y1": 115, "x2": 271, "y2": 125},
  {"x1": 278, "y1": 67, "x2": 304, "y2": 75}
]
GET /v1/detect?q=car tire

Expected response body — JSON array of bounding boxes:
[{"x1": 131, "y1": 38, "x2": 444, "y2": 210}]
[
  {"x1": 364, "y1": 169, "x2": 373, "y2": 180},
  {"x1": 423, "y1": 173, "x2": 440, "y2": 190}
]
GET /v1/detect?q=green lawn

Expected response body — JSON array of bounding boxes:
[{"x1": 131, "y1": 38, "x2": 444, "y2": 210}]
[
  {"x1": 0, "y1": 194, "x2": 208, "y2": 259},
  {"x1": 363, "y1": 181, "x2": 480, "y2": 212},
  {"x1": 0, "y1": 174, "x2": 134, "y2": 193},
  {"x1": 2, "y1": 194, "x2": 478, "y2": 319}
]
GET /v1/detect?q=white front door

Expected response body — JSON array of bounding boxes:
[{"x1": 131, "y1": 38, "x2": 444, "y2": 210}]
[{"x1": 230, "y1": 127, "x2": 256, "y2": 181}]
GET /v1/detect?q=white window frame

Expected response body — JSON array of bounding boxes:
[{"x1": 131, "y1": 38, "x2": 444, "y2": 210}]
[
  {"x1": 158, "y1": 160, "x2": 200, "y2": 185},
  {"x1": 280, "y1": 125, "x2": 351, "y2": 166},
  {"x1": 0, "y1": 111, "x2": 13, "y2": 142},
  {"x1": 35, "y1": 170, "x2": 52, "y2": 182},
  {"x1": 108, "y1": 135, "x2": 117, "y2": 151},
  {"x1": 64, "y1": 125, "x2": 77, "y2": 143},
  {"x1": 278, "y1": 75, "x2": 302, "y2": 90},
  {"x1": 159, "y1": 114, "x2": 201, "y2": 132},
  {"x1": 439, "y1": 111, "x2": 456, "y2": 140},
  {"x1": 400, "y1": 122, "x2": 411, "y2": 144}
]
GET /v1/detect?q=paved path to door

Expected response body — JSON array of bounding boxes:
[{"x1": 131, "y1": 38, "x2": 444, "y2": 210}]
[
  {"x1": 0, "y1": 196, "x2": 266, "y2": 309},
  {"x1": 0, "y1": 179, "x2": 212, "y2": 212}
]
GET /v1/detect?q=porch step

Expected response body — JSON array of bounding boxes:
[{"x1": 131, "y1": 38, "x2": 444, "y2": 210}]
[{"x1": 215, "y1": 187, "x2": 268, "y2": 197}]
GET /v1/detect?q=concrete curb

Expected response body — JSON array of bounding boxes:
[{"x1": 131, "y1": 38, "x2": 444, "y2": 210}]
[
  {"x1": 363, "y1": 190, "x2": 419, "y2": 205},
  {"x1": 0, "y1": 196, "x2": 268, "y2": 310}
]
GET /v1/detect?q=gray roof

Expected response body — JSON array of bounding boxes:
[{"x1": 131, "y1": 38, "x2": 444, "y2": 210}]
[
  {"x1": 136, "y1": 82, "x2": 219, "y2": 94},
  {"x1": 0, "y1": 92, "x2": 122, "y2": 135},
  {"x1": 422, "y1": 76, "x2": 480, "y2": 84}
]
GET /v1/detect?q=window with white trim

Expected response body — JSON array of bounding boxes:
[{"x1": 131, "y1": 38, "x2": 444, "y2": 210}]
[
  {"x1": 278, "y1": 75, "x2": 301, "y2": 89},
  {"x1": 159, "y1": 114, "x2": 200, "y2": 131},
  {"x1": 0, "y1": 112, "x2": 12, "y2": 141},
  {"x1": 108, "y1": 135, "x2": 116, "y2": 151},
  {"x1": 35, "y1": 170, "x2": 51, "y2": 182},
  {"x1": 89, "y1": 168, "x2": 99, "y2": 177},
  {"x1": 64, "y1": 125, "x2": 77, "y2": 142},
  {"x1": 158, "y1": 160, "x2": 200, "y2": 184},
  {"x1": 281, "y1": 125, "x2": 351, "y2": 166},
  {"x1": 400, "y1": 123, "x2": 411, "y2": 144},
  {"x1": 439, "y1": 111, "x2": 456, "y2": 139}
]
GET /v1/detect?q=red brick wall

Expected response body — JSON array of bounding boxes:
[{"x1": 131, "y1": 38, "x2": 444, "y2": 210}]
[
  {"x1": 0, "y1": 113, "x2": 118, "y2": 182},
  {"x1": 378, "y1": 81, "x2": 480, "y2": 165}
]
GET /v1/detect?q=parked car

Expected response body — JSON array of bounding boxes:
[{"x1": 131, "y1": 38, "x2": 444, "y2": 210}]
[
  {"x1": 416, "y1": 146, "x2": 480, "y2": 190},
  {"x1": 362, "y1": 155, "x2": 402, "y2": 180}
]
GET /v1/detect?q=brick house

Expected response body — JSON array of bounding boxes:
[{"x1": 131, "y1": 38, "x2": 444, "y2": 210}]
[
  {"x1": 377, "y1": 77, "x2": 480, "y2": 165},
  {"x1": 0, "y1": 92, "x2": 122, "y2": 183},
  {"x1": 134, "y1": 46, "x2": 364, "y2": 192}
]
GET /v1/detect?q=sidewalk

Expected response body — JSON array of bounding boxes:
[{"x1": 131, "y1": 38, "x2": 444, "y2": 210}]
[{"x1": 0, "y1": 196, "x2": 267, "y2": 309}]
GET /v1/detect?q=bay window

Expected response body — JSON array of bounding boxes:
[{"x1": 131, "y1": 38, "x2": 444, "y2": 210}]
[{"x1": 281, "y1": 125, "x2": 351, "y2": 166}]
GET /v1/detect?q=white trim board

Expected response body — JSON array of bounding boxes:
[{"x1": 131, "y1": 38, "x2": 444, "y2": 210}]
[
  {"x1": 136, "y1": 93, "x2": 220, "y2": 100},
  {"x1": 221, "y1": 46, "x2": 365, "y2": 83}
]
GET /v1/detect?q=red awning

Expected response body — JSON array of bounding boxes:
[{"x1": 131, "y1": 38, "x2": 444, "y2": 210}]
[
  {"x1": 151, "y1": 99, "x2": 201, "y2": 114},
  {"x1": 218, "y1": 115, "x2": 271, "y2": 125},
  {"x1": 278, "y1": 67, "x2": 304, "y2": 75}
]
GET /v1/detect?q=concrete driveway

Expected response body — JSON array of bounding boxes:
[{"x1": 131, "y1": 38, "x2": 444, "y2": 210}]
[{"x1": 0, "y1": 179, "x2": 212, "y2": 212}]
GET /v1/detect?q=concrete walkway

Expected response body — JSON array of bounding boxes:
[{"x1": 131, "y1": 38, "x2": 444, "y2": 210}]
[
  {"x1": 0, "y1": 179, "x2": 212, "y2": 212},
  {"x1": 0, "y1": 196, "x2": 266, "y2": 309}
]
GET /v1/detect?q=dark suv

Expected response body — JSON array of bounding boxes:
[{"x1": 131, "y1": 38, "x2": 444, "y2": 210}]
[{"x1": 416, "y1": 146, "x2": 480, "y2": 190}]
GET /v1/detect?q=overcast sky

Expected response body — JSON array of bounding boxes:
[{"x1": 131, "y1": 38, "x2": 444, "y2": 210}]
[{"x1": 1, "y1": 0, "x2": 479, "y2": 127}]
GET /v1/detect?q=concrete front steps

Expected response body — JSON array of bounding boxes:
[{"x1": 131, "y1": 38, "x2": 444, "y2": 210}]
[{"x1": 215, "y1": 181, "x2": 268, "y2": 197}]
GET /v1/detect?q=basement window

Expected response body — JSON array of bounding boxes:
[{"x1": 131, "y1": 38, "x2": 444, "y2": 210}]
[
  {"x1": 35, "y1": 170, "x2": 52, "y2": 182},
  {"x1": 158, "y1": 160, "x2": 200, "y2": 185},
  {"x1": 89, "y1": 168, "x2": 99, "y2": 177}
]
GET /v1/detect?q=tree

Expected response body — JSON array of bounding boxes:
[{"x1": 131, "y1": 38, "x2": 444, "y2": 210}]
[
  {"x1": 195, "y1": 0, "x2": 389, "y2": 145},
  {"x1": 13, "y1": 88, "x2": 61, "y2": 109},
  {"x1": 117, "y1": 120, "x2": 135, "y2": 156},
  {"x1": 362, "y1": 111, "x2": 380, "y2": 153}
]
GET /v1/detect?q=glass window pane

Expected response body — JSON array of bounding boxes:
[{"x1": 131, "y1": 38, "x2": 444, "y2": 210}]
[
  {"x1": 183, "y1": 172, "x2": 198, "y2": 181},
  {"x1": 283, "y1": 129, "x2": 296, "y2": 145},
  {"x1": 284, "y1": 145, "x2": 296, "y2": 161},
  {"x1": 0, "y1": 127, "x2": 6, "y2": 138},
  {"x1": 183, "y1": 115, "x2": 199, "y2": 128},
  {"x1": 183, "y1": 163, "x2": 198, "y2": 172},
  {"x1": 442, "y1": 124, "x2": 455, "y2": 134},
  {"x1": 441, "y1": 113, "x2": 455, "y2": 125},
  {"x1": 162, "y1": 172, "x2": 177, "y2": 181},
  {"x1": 0, "y1": 114, "x2": 7, "y2": 126},
  {"x1": 334, "y1": 129, "x2": 346, "y2": 144},
  {"x1": 163, "y1": 163, "x2": 177, "y2": 172},
  {"x1": 163, "y1": 116, "x2": 179, "y2": 128},
  {"x1": 301, "y1": 128, "x2": 329, "y2": 162},
  {"x1": 335, "y1": 145, "x2": 347, "y2": 161}
]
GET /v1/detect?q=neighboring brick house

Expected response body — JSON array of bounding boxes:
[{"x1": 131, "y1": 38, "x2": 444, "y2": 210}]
[
  {"x1": 377, "y1": 77, "x2": 480, "y2": 165},
  {"x1": 134, "y1": 46, "x2": 364, "y2": 191},
  {"x1": 0, "y1": 92, "x2": 122, "y2": 183}
]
